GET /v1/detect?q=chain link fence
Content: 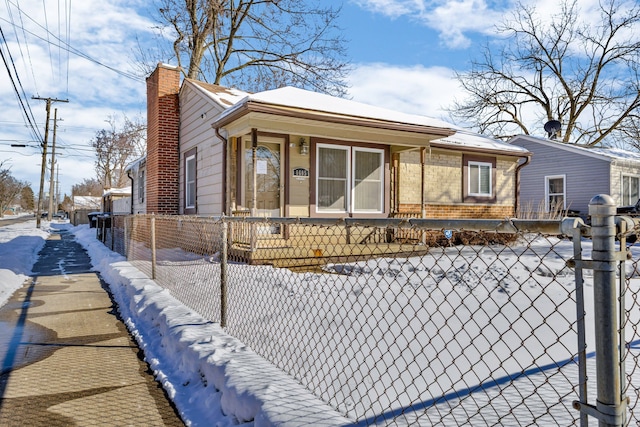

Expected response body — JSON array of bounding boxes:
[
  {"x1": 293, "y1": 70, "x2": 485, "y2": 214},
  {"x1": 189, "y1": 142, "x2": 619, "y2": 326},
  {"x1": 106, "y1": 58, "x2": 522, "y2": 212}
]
[{"x1": 102, "y1": 206, "x2": 640, "y2": 426}]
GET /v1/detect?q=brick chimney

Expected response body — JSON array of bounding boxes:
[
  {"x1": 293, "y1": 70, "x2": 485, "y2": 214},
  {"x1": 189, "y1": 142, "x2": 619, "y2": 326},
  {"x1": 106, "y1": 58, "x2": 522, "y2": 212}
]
[{"x1": 146, "y1": 63, "x2": 180, "y2": 214}]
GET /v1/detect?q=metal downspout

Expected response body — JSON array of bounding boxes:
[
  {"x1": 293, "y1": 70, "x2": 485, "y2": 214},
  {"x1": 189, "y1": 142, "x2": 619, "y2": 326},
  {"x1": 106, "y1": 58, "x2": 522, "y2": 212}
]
[
  {"x1": 127, "y1": 171, "x2": 134, "y2": 214},
  {"x1": 215, "y1": 127, "x2": 228, "y2": 215},
  {"x1": 515, "y1": 155, "x2": 531, "y2": 216}
]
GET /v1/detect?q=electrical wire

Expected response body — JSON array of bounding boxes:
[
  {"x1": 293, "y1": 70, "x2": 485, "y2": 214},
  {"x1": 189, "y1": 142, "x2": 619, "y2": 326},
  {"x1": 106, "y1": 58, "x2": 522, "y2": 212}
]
[
  {"x1": 1, "y1": 2, "x2": 143, "y2": 81},
  {"x1": 0, "y1": 24, "x2": 43, "y2": 144},
  {"x1": 3, "y1": 0, "x2": 40, "y2": 95}
]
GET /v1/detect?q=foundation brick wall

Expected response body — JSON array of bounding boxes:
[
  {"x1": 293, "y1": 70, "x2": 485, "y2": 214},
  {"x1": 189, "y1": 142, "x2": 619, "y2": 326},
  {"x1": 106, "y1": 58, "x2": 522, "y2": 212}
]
[
  {"x1": 398, "y1": 203, "x2": 515, "y2": 219},
  {"x1": 397, "y1": 150, "x2": 517, "y2": 219},
  {"x1": 146, "y1": 64, "x2": 181, "y2": 214}
]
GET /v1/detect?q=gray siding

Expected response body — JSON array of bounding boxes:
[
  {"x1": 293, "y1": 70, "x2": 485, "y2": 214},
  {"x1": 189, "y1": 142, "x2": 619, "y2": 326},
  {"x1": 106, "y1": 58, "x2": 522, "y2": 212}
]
[
  {"x1": 179, "y1": 83, "x2": 227, "y2": 215},
  {"x1": 512, "y1": 137, "x2": 611, "y2": 215}
]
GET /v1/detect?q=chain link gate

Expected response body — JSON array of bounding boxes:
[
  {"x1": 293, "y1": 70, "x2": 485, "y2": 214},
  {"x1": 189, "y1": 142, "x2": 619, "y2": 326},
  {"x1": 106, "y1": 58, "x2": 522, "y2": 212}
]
[{"x1": 106, "y1": 194, "x2": 640, "y2": 426}]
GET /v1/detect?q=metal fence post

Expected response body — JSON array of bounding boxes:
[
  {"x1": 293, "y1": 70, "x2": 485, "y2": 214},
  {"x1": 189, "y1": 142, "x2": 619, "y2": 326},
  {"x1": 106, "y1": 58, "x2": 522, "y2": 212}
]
[
  {"x1": 151, "y1": 215, "x2": 156, "y2": 280},
  {"x1": 221, "y1": 219, "x2": 228, "y2": 328},
  {"x1": 586, "y1": 194, "x2": 625, "y2": 427},
  {"x1": 110, "y1": 216, "x2": 115, "y2": 250},
  {"x1": 124, "y1": 216, "x2": 129, "y2": 258}
]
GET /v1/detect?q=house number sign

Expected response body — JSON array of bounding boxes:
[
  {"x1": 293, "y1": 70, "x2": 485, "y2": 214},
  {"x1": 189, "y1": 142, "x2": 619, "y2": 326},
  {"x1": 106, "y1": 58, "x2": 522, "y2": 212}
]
[{"x1": 293, "y1": 167, "x2": 309, "y2": 180}]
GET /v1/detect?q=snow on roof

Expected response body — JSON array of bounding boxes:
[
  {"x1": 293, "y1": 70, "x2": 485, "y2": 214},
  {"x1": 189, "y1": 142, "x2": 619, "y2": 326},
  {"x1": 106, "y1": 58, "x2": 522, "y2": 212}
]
[
  {"x1": 196, "y1": 83, "x2": 525, "y2": 154},
  {"x1": 103, "y1": 187, "x2": 131, "y2": 197},
  {"x1": 511, "y1": 135, "x2": 640, "y2": 164},
  {"x1": 73, "y1": 196, "x2": 101, "y2": 208},
  {"x1": 218, "y1": 86, "x2": 458, "y2": 129},
  {"x1": 433, "y1": 130, "x2": 530, "y2": 154},
  {"x1": 125, "y1": 155, "x2": 146, "y2": 172},
  {"x1": 187, "y1": 80, "x2": 249, "y2": 107},
  {"x1": 589, "y1": 146, "x2": 640, "y2": 163}
]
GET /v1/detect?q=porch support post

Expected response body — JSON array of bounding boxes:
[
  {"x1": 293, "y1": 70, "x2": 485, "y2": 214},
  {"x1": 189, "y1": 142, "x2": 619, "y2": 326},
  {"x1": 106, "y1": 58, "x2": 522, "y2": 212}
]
[
  {"x1": 420, "y1": 147, "x2": 426, "y2": 219},
  {"x1": 251, "y1": 128, "x2": 258, "y2": 217},
  {"x1": 420, "y1": 147, "x2": 426, "y2": 245}
]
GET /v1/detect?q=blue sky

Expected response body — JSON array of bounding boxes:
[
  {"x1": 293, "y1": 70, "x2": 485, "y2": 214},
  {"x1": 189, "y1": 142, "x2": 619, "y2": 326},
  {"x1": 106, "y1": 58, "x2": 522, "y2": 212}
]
[{"x1": 0, "y1": 0, "x2": 612, "y2": 197}]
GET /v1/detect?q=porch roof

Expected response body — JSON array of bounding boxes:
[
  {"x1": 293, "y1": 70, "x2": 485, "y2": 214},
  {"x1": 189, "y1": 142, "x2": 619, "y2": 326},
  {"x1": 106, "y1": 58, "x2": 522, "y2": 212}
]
[{"x1": 212, "y1": 86, "x2": 457, "y2": 138}]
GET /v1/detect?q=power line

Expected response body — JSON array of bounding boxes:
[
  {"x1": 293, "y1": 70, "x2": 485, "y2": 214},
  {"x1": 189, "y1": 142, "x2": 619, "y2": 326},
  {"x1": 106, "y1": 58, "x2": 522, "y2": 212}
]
[
  {"x1": 0, "y1": 23, "x2": 43, "y2": 143},
  {"x1": 1, "y1": 2, "x2": 143, "y2": 81}
]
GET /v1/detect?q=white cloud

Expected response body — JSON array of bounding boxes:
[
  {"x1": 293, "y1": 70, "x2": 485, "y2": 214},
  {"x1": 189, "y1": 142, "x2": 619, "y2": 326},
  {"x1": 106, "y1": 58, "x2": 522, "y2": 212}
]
[
  {"x1": 351, "y1": 0, "x2": 425, "y2": 18},
  {"x1": 1, "y1": 0, "x2": 151, "y2": 196},
  {"x1": 346, "y1": 63, "x2": 467, "y2": 122},
  {"x1": 351, "y1": 0, "x2": 508, "y2": 48}
]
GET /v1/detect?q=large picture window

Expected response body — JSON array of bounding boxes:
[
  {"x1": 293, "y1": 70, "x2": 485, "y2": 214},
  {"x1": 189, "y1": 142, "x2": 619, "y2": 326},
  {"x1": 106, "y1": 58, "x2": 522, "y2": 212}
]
[
  {"x1": 316, "y1": 144, "x2": 384, "y2": 214},
  {"x1": 545, "y1": 175, "x2": 566, "y2": 212},
  {"x1": 622, "y1": 175, "x2": 639, "y2": 206},
  {"x1": 184, "y1": 148, "x2": 197, "y2": 214}
]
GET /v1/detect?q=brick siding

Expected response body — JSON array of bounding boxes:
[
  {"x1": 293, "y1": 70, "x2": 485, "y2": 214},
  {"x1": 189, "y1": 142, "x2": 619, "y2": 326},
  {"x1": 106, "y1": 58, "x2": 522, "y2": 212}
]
[
  {"x1": 146, "y1": 64, "x2": 180, "y2": 214},
  {"x1": 398, "y1": 203, "x2": 515, "y2": 219}
]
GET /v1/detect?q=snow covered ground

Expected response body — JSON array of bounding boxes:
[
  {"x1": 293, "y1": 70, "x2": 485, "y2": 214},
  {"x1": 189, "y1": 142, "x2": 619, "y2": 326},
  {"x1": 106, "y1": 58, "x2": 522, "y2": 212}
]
[
  {"x1": 2, "y1": 216, "x2": 639, "y2": 426},
  {"x1": 0, "y1": 216, "x2": 49, "y2": 307}
]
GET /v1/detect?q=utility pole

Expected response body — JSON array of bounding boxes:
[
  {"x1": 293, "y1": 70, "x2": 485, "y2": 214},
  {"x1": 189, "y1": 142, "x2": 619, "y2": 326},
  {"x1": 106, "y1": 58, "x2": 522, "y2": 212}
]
[
  {"x1": 48, "y1": 108, "x2": 59, "y2": 221},
  {"x1": 33, "y1": 96, "x2": 68, "y2": 228},
  {"x1": 56, "y1": 163, "x2": 60, "y2": 213}
]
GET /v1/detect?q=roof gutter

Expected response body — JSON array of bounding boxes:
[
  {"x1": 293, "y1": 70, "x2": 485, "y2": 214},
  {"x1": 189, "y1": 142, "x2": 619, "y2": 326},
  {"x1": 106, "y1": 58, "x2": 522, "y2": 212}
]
[
  {"x1": 429, "y1": 141, "x2": 531, "y2": 158},
  {"x1": 127, "y1": 170, "x2": 134, "y2": 215}
]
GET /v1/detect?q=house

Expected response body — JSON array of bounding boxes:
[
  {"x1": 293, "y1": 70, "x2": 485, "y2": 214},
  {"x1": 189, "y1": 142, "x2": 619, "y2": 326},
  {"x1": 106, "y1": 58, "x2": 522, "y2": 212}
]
[
  {"x1": 510, "y1": 135, "x2": 640, "y2": 216},
  {"x1": 72, "y1": 196, "x2": 101, "y2": 211},
  {"x1": 102, "y1": 187, "x2": 131, "y2": 214},
  {"x1": 140, "y1": 63, "x2": 531, "y2": 221}
]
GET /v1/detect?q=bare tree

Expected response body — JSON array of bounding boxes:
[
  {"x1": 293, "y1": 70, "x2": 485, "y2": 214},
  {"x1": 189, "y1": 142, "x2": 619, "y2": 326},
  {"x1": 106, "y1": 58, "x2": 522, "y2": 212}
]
[
  {"x1": 0, "y1": 162, "x2": 26, "y2": 217},
  {"x1": 141, "y1": 0, "x2": 350, "y2": 96},
  {"x1": 92, "y1": 115, "x2": 145, "y2": 189},
  {"x1": 449, "y1": 0, "x2": 640, "y2": 146},
  {"x1": 72, "y1": 178, "x2": 104, "y2": 197}
]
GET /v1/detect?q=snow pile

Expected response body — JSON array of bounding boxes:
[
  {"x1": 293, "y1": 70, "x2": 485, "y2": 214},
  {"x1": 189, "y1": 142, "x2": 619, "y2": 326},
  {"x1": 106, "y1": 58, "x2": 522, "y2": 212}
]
[
  {"x1": 0, "y1": 218, "x2": 49, "y2": 306},
  {"x1": 72, "y1": 224, "x2": 350, "y2": 426}
]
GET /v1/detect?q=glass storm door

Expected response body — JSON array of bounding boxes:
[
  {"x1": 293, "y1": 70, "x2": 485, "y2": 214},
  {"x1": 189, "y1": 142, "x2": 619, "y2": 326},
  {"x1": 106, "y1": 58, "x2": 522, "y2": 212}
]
[{"x1": 244, "y1": 141, "x2": 282, "y2": 217}]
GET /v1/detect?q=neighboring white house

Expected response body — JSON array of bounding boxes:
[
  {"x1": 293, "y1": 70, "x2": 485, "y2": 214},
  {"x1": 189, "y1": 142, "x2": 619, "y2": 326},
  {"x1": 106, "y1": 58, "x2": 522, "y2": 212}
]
[
  {"x1": 126, "y1": 156, "x2": 147, "y2": 214},
  {"x1": 73, "y1": 196, "x2": 101, "y2": 211},
  {"x1": 510, "y1": 135, "x2": 640, "y2": 216},
  {"x1": 103, "y1": 187, "x2": 131, "y2": 214}
]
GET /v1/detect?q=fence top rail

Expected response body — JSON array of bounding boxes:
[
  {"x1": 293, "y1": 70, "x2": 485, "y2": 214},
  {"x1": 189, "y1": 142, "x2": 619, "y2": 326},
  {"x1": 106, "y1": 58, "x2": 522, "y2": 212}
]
[
  {"x1": 218, "y1": 216, "x2": 591, "y2": 235},
  {"x1": 120, "y1": 214, "x2": 596, "y2": 236}
]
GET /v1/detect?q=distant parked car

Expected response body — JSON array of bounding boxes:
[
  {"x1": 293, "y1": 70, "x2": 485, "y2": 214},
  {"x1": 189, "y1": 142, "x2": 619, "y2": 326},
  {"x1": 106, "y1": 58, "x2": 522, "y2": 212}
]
[
  {"x1": 41, "y1": 211, "x2": 48, "y2": 218},
  {"x1": 617, "y1": 199, "x2": 640, "y2": 216}
]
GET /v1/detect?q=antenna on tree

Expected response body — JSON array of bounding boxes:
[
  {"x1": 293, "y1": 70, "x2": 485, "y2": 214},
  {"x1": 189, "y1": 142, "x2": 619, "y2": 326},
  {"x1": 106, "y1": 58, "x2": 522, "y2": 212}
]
[{"x1": 544, "y1": 120, "x2": 562, "y2": 140}]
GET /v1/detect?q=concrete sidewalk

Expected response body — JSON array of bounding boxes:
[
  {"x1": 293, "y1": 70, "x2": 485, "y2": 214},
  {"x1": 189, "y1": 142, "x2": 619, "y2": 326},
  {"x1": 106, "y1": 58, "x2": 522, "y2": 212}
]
[{"x1": 0, "y1": 227, "x2": 184, "y2": 426}]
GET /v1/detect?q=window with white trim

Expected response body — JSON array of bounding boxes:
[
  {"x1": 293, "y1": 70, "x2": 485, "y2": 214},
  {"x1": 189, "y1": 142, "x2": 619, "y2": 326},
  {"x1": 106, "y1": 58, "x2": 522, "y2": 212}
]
[
  {"x1": 316, "y1": 144, "x2": 384, "y2": 214},
  {"x1": 622, "y1": 174, "x2": 639, "y2": 206},
  {"x1": 185, "y1": 153, "x2": 196, "y2": 210},
  {"x1": 545, "y1": 175, "x2": 566, "y2": 212},
  {"x1": 468, "y1": 161, "x2": 492, "y2": 197}
]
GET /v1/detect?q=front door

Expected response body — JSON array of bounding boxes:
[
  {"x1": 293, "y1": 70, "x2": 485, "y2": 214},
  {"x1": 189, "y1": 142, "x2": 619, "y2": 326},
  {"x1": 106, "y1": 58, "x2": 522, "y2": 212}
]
[{"x1": 244, "y1": 139, "x2": 282, "y2": 217}]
